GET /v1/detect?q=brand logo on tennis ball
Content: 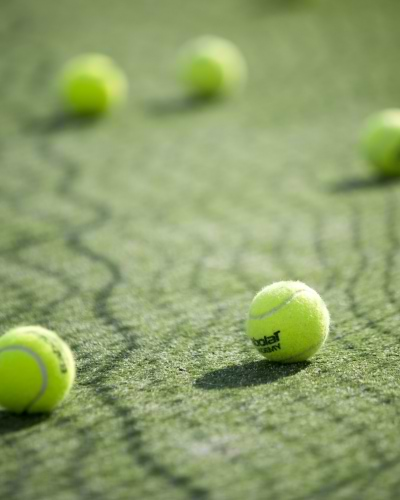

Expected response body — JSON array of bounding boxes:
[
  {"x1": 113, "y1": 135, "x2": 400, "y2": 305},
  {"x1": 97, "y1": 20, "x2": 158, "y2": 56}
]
[{"x1": 251, "y1": 331, "x2": 281, "y2": 353}]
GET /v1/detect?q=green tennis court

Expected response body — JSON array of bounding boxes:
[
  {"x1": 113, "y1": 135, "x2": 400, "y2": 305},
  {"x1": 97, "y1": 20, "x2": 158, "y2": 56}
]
[{"x1": 1, "y1": 0, "x2": 400, "y2": 498}]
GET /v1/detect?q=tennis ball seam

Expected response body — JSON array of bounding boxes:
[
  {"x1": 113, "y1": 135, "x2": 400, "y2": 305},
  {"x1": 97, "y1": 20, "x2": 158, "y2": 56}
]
[
  {"x1": 0, "y1": 345, "x2": 48, "y2": 412},
  {"x1": 249, "y1": 289, "x2": 310, "y2": 320}
]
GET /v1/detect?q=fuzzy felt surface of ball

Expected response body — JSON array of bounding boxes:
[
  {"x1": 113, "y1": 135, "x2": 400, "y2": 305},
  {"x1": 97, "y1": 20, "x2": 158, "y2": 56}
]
[
  {"x1": 0, "y1": 326, "x2": 75, "y2": 414},
  {"x1": 246, "y1": 281, "x2": 330, "y2": 363},
  {"x1": 361, "y1": 109, "x2": 400, "y2": 176},
  {"x1": 177, "y1": 36, "x2": 247, "y2": 98},
  {"x1": 59, "y1": 53, "x2": 128, "y2": 115}
]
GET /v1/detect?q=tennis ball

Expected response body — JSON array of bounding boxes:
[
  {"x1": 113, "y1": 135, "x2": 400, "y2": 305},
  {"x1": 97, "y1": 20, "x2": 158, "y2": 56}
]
[
  {"x1": 177, "y1": 36, "x2": 247, "y2": 98},
  {"x1": 59, "y1": 53, "x2": 128, "y2": 115},
  {"x1": 246, "y1": 281, "x2": 330, "y2": 363},
  {"x1": 361, "y1": 109, "x2": 400, "y2": 176},
  {"x1": 0, "y1": 326, "x2": 75, "y2": 414}
]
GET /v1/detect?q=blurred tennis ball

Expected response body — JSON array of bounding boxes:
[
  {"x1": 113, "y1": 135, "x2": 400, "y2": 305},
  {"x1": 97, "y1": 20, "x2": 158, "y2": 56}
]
[
  {"x1": 177, "y1": 36, "x2": 247, "y2": 99},
  {"x1": 59, "y1": 53, "x2": 128, "y2": 115},
  {"x1": 361, "y1": 109, "x2": 400, "y2": 176},
  {"x1": 0, "y1": 326, "x2": 75, "y2": 414}
]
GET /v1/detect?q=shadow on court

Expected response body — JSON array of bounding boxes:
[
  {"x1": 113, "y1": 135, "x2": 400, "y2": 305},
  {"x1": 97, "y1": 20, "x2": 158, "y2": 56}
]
[
  {"x1": 0, "y1": 411, "x2": 49, "y2": 436},
  {"x1": 145, "y1": 95, "x2": 219, "y2": 117},
  {"x1": 331, "y1": 175, "x2": 400, "y2": 193},
  {"x1": 249, "y1": 0, "x2": 319, "y2": 16},
  {"x1": 195, "y1": 360, "x2": 309, "y2": 390},
  {"x1": 24, "y1": 112, "x2": 101, "y2": 135}
]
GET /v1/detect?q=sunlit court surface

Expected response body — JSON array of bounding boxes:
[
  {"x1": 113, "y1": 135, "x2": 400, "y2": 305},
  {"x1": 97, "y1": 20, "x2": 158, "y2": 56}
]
[{"x1": 1, "y1": 0, "x2": 400, "y2": 499}]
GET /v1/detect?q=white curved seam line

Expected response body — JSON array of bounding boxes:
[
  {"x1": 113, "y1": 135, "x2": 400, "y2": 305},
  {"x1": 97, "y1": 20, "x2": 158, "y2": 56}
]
[
  {"x1": 0, "y1": 346, "x2": 48, "y2": 412},
  {"x1": 249, "y1": 289, "x2": 310, "y2": 320}
]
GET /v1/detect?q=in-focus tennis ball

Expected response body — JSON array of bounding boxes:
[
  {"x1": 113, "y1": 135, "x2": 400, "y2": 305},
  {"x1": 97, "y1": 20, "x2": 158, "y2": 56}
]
[
  {"x1": 59, "y1": 53, "x2": 128, "y2": 115},
  {"x1": 177, "y1": 36, "x2": 247, "y2": 98},
  {"x1": 361, "y1": 109, "x2": 400, "y2": 176},
  {"x1": 246, "y1": 281, "x2": 330, "y2": 363},
  {"x1": 0, "y1": 326, "x2": 75, "y2": 414}
]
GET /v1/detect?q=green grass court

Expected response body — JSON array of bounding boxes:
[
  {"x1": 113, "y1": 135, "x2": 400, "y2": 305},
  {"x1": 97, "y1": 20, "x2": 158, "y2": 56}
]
[{"x1": 1, "y1": 0, "x2": 400, "y2": 498}]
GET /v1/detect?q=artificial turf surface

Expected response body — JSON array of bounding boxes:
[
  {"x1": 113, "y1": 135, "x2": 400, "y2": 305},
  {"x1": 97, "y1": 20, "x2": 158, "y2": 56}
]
[{"x1": 1, "y1": 0, "x2": 400, "y2": 498}]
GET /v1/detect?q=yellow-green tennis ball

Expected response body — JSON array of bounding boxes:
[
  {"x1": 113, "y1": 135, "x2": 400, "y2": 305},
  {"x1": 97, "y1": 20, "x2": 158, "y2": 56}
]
[
  {"x1": 0, "y1": 326, "x2": 75, "y2": 414},
  {"x1": 246, "y1": 281, "x2": 330, "y2": 363},
  {"x1": 177, "y1": 36, "x2": 247, "y2": 98},
  {"x1": 59, "y1": 53, "x2": 128, "y2": 115},
  {"x1": 361, "y1": 109, "x2": 400, "y2": 176}
]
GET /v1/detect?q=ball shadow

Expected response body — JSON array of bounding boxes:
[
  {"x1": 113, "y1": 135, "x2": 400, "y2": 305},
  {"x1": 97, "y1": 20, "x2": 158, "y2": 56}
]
[
  {"x1": 145, "y1": 95, "x2": 218, "y2": 117},
  {"x1": 195, "y1": 360, "x2": 309, "y2": 390},
  {"x1": 331, "y1": 175, "x2": 400, "y2": 193},
  {"x1": 0, "y1": 411, "x2": 49, "y2": 436},
  {"x1": 250, "y1": 0, "x2": 318, "y2": 16},
  {"x1": 24, "y1": 111, "x2": 101, "y2": 135}
]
